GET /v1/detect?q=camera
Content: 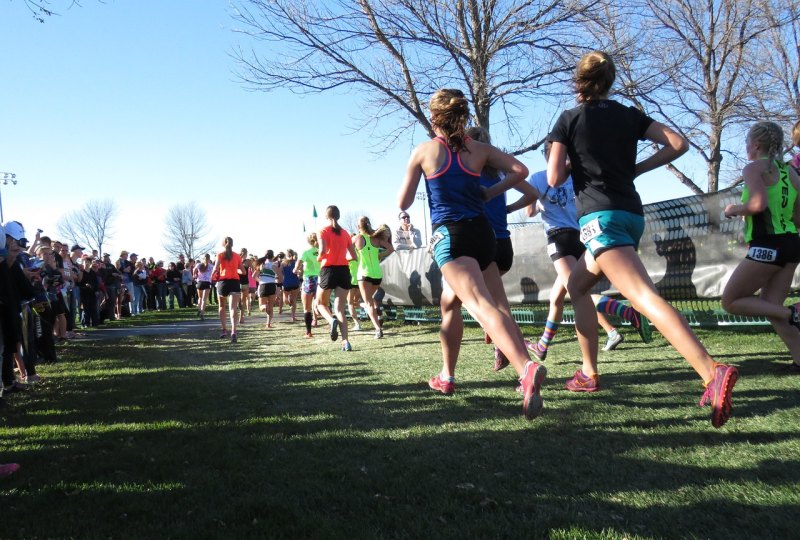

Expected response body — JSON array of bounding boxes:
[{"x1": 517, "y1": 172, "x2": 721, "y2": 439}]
[{"x1": 28, "y1": 258, "x2": 45, "y2": 270}]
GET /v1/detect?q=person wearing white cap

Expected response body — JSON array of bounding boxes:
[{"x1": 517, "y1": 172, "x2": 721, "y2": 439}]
[{"x1": 2, "y1": 220, "x2": 37, "y2": 394}]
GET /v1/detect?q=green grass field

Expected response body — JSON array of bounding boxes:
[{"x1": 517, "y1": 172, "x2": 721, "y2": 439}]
[{"x1": 1, "y1": 311, "x2": 798, "y2": 539}]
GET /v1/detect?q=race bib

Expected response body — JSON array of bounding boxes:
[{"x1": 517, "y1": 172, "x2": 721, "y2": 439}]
[
  {"x1": 747, "y1": 246, "x2": 777, "y2": 262},
  {"x1": 546, "y1": 242, "x2": 558, "y2": 257},
  {"x1": 580, "y1": 218, "x2": 602, "y2": 244},
  {"x1": 430, "y1": 231, "x2": 445, "y2": 247}
]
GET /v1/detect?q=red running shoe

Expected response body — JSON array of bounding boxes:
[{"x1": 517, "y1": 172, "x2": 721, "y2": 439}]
[
  {"x1": 428, "y1": 374, "x2": 455, "y2": 395},
  {"x1": 564, "y1": 369, "x2": 599, "y2": 392},
  {"x1": 519, "y1": 361, "x2": 546, "y2": 419},
  {"x1": 699, "y1": 362, "x2": 738, "y2": 428},
  {"x1": 493, "y1": 348, "x2": 509, "y2": 371},
  {"x1": 484, "y1": 332, "x2": 492, "y2": 344}
]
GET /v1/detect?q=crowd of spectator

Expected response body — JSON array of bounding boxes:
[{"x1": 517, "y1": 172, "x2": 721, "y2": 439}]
[{"x1": 0, "y1": 220, "x2": 228, "y2": 478}]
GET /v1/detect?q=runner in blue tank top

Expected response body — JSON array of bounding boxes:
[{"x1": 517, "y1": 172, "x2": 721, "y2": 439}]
[{"x1": 398, "y1": 88, "x2": 546, "y2": 420}]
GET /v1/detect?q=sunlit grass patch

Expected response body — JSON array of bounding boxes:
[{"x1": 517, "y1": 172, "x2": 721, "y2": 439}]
[{"x1": 1, "y1": 316, "x2": 798, "y2": 538}]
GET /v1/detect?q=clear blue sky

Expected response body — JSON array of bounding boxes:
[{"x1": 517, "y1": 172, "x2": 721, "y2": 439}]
[{"x1": 0, "y1": 0, "x2": 695, "y2": 260}]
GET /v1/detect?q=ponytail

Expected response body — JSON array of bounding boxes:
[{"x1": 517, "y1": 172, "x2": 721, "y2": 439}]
[
  {"x1": 223, "y1": 237, "x2": 234, "y2": 261},
  {"x1": 326, "y1": 205, "x2": 342, "y2": 235}
]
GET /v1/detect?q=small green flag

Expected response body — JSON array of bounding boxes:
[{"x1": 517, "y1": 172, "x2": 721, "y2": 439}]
[{"x1": 312, "y1": 205, "x2": 318, "y2": 218}]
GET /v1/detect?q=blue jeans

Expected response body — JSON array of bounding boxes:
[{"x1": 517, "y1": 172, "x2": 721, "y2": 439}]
[
  {"x1": 168, "y1": 284, "x2": 184, "y2": 309},
  {"x1": 155, "y1": 283, "x2": 167, "y2": 310}
]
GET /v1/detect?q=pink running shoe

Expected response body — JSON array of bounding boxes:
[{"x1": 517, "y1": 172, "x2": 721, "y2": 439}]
[
  {"x1": 0, "y1": 463, "x2": 20, "y2": 479},
  {"x1": 519, "y1": 361, "x2": 547, "y2": 420},
  {"x1": 525, "y1": 340, "x2": 547, "y2": 361},
  {"x1": 699, "y1": 362, "x2": 738, "y2": 428},
  {"x1": 428, "y1": 374, "x2": 455, "y2": 395},
  {"x1": 565, "y1": 370, "x2": 599, "y2": 392},
  {"x1": 493, "y1": 348, "x2": 509, "y2": 371}
]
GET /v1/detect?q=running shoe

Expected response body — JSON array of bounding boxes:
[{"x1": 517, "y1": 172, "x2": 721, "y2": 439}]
[
  {"x1": 632, "y1": 312, "x2": 653, "y2": 343},
  {"x1": 353, "y1": 321, "x2": 362, "y2": 332},
  {"x1": 484, "y1": 332, "x2": 492, "y2": 344},
  {"x1": 493, "y1": 347, "x2": 509, "y2": 371},
  {"x1": 699, "y1": 362, "x2": 738, "y2": 428},
  {"x1": 375, "y1": 328, "x2": 384, "y2": 339},
  {"x1": 230, "y1": 333, "x2": 238, "y2": 344},
  {"x1": 525, "y1": 339, "x2": 547, "y2": 361},
  {"x1": 2, "y1": 382, "x2": 26, "y2": 394},
  {"x1": 25, "y1": 374, "x2": 42, "y2": 384},
  {"x1": 602, "y1": 332, "x2": 625, "y2": 351},
  {"x1": 519, "y1": 361, "x2": 546, "y2": 419},
  {"x1": 312, "y1": 319, "x2": 318, "y2": 328},
  {"x1": 330, "y1": 319, "x2": 339, "y2": 341},
  {"x1": 305, "y1": 331, "x2": 313, "y2": 339},
  {"x1": 428, "y1": 374, "x2": 455, "y2": 395},
  {"x1": 564, "y1": 369, "x2": 599, "y2": 392},
  {"x1": 0, "y1": 463, "x2": 20, "y2": 479},
  {"x1": 342, "y1": 340, "x2": 352, "y2": 352},
  {"x1": 219, "y1": 330, "x2": 228, "y2": 339}
]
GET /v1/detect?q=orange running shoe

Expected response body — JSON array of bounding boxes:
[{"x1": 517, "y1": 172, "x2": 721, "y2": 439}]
[{"x1": 564, "y1": 369, "x2": 599, "y2": 392}]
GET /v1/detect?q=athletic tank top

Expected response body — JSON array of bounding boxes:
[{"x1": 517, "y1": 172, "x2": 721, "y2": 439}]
[
  {"x1": 480, "y1": 172, "x2": 510, "y2": 239},
  {"x1": 300, "y1": 247, "x2": 321, "y2": 278},
  {"x1": 282, "y1": 260, "x2": 300, "y2": 288},
  {"x1": 425, "y1": 137, "x2": 484, "y2": 225},
  {"x1": 357, "y1": 233, "x2": 382, "y2": 279},
  {"x1": 742, "y1": 160, "x2": 798, "y2": 242},
  {"x1": 258, "y1": 261, "x2": 277, "y2": 284},
  {"x1": 216, "y1": 253, "x2": 242, "y2": 281}
]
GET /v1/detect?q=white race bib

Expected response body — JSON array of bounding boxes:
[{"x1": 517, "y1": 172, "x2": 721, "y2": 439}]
[
  {"x1": 580, "y1": 218, "x2": 602, "y2": 244},
  {"x1": 747, "y1": 246, "x2": 777, "y2": 263}
]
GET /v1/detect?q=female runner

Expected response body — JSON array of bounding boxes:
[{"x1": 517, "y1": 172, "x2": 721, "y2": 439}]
[
  {"x1": 398, "y1": 88, "x2": 545, "y2": 420},
  {"x1": 193, "y1": 258, "x2": 213, "y2": 320},
  {"x1": 256, "y1": 250, "x2": 279, "y2": 328},
  {"x1": 525, "y1": 141, "x2": 652, "y2": 361},
  {"x1": 296, "y1": 233, "x2": 321, "y2": 337},
  {"x1": 281, "y1": 249, "x2": 301, "y2": 322},
  {"x1": 721, "y1": 121, "x2": 800, "y2": 373},
  {"x1": 238, "y1": 248, "x2": 250, "y2": 324},
  {"x1": 316, "y1": 205, "x2": 357, "y2": 351},
  {"x1": 548, "y1": 51, "x2": 738, "y2": 427},
  {"x1": 212, "y1": 237, "x2": 244, "y2": 343},
  {"x1": 347, "y1": 236, "x2": 363, "y2": 331},
  {"x1": 354, "y1": 216, "x2": 394, "y2": 338}
]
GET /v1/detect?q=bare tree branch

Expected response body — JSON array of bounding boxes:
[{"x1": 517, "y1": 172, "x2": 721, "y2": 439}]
[
  {"x1": 57, "y1": 198, "x2": 117, "y2": 254},
  {"x1": 162, "y1": 202, "x2": 216, "y2": 260}
]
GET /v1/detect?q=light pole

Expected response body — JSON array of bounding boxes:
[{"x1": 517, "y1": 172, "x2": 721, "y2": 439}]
[
  {"x1": 0, "y1": 172, "x2": 18, "y2": 223},
  {"x1": 415, "y1": 191, "x2": 428, "y2": 245}
]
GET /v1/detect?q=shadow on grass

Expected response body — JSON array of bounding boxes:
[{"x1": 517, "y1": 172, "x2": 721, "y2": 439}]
[{"x1": 2, "y1": 326, "x2": 799, "y2": 539}]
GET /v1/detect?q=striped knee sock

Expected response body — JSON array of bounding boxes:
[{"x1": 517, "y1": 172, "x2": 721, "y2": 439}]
[
  {"x1": 596, "y1": 296, "x2": 638, "y2": 326},
  {"x1": 537, "y1": 320, "x2": 559, "y2": 350}
]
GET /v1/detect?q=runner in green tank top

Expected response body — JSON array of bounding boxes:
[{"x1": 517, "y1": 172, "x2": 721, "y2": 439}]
[
  {"x1": 722, "y1": 121, "x2": 800, "y2": 373},
  {"x1": 354, "y1": 216, "x2": 394, "y2": 338},
  {"x1": 741, "y1": 160, "x2": 798, "y2": 242},
  {"x1": 296, "y1": 233, "x2": 321, "y2": 337}
]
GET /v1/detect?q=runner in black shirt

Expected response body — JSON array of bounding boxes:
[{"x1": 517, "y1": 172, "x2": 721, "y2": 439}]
[{"x1": 547, "y1": 51, "x2": 738, "y2": 428}]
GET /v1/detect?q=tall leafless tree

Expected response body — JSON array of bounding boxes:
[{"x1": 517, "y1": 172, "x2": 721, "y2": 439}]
[
  {"x1": 635, "y1": 0, "x2": 789, "y2": 193},
  {"x1": 57, "y1": 198, "x2": 117, "y2": 255},
  {"x1": 162, "y1": 202, "x2": 216, "y2": 260},
  {"x1": 745, "y1": 0, "x2": 800, "y2": 146},
  {"x1": 232, "y1": 0, "x2": 601, "y2": 154}
]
